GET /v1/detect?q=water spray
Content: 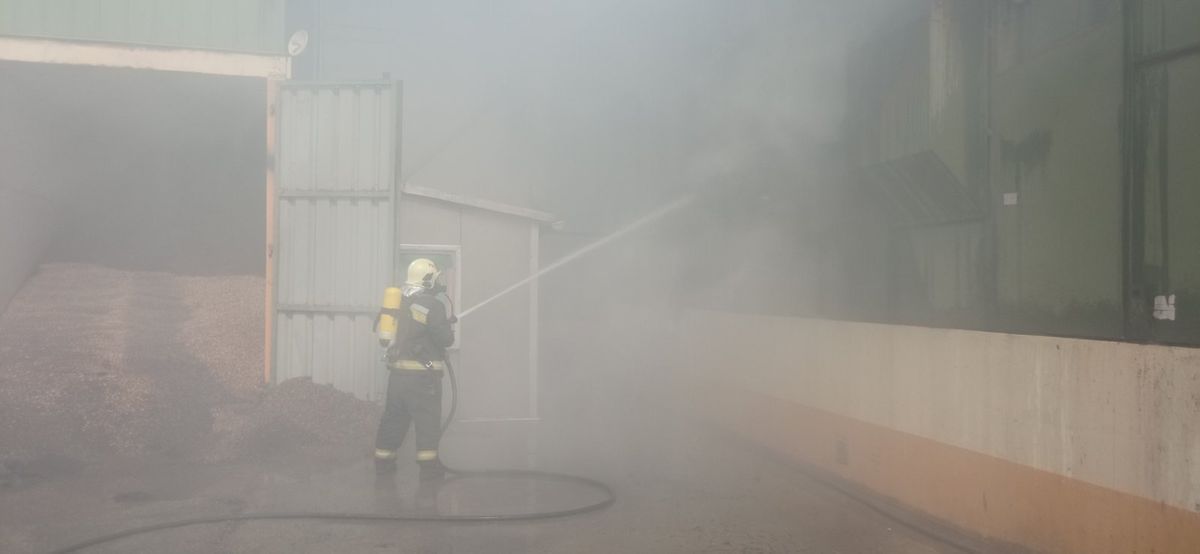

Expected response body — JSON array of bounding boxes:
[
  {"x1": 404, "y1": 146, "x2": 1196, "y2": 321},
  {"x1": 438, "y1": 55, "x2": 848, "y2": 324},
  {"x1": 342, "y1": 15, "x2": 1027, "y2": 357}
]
[{"x1": 458, "y1": 195, "x2": 693, "y2": 320}]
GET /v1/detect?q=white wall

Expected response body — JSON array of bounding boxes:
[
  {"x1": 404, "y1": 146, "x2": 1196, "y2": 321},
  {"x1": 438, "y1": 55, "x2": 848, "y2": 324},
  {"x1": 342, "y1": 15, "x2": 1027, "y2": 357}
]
[
  {"x1": 397, "y1": 196, "x2": 537, "y2": 420},
  {"x1": 681, "y1": 311, "x2": 1200, "y2": 512}
]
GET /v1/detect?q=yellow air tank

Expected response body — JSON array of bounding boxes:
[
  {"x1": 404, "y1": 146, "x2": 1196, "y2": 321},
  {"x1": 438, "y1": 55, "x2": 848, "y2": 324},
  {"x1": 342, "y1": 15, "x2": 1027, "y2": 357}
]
[{"x1": 377, "y1": 287, "x2": 403, "y2": 346}]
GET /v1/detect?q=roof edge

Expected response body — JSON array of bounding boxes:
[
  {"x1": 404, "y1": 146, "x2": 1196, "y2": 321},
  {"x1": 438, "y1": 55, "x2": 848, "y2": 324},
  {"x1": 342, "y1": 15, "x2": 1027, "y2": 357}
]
[{"x1": 401, "y1": 184, "x2": 558, "y2": 224}]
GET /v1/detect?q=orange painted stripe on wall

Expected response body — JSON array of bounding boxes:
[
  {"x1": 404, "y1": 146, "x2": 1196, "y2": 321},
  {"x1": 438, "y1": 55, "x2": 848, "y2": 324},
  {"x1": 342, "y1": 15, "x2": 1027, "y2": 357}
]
[{"x1": 700, "y1": 383, "x2": 1200, "y2": 554}]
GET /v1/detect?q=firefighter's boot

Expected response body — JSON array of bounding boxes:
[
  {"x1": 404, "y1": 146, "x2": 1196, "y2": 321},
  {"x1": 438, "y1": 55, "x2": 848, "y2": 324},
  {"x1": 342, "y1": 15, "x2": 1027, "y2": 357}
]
[
  {"x1": 418, "y1": 451, "x2": 447, "y2": 480},
  {"x1": 374, "y1": 449, "x2": 399, "y2": 476}
]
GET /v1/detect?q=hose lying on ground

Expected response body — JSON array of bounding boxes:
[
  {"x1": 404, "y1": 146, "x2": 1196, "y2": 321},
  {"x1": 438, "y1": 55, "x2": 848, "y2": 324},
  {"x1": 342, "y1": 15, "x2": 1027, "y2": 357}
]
[{"x1": 48, "y1": 358, "x2": 617, "y2": 554}]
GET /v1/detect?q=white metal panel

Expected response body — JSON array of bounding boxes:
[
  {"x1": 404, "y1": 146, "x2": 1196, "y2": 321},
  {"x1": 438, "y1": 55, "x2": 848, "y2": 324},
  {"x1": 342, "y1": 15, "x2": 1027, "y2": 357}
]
[
  {"x1": 455, "y1": 210, "x2": 534, "y2": 421},
  {"x1": 274, "y1": 81, "x2": 397, "y2": 401}
]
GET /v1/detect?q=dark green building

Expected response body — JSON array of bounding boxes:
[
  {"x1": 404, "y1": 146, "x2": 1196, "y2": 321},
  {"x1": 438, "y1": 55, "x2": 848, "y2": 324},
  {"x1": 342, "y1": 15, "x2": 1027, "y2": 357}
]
[{"x1": 842, "y1": 0, "x2": 1200, "y2": 345}]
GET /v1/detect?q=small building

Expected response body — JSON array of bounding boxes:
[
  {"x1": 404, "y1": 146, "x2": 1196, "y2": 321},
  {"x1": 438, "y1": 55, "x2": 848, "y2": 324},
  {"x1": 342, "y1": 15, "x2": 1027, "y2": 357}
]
[{"x1": 272, "y1": 181, "x2": 556, "y2": 422}]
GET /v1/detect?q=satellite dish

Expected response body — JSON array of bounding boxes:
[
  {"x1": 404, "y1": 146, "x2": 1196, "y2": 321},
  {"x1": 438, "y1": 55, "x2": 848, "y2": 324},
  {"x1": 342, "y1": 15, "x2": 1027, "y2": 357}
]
[{"x1": 287, "y1": 30, "x2": 310, "y2": 57}]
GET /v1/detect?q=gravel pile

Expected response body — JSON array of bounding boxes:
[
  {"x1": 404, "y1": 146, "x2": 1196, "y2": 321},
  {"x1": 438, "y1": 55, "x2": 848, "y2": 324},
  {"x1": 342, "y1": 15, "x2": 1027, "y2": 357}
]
[
  {"x1": 208, "y1": 377, "x2": 380, "y2": 465},
  {"x1": 0, "y1": 263, "x2": 379, "y2": 471},
  {"x1": 177, "y1": 274, "x2": 265, "y2": 400},
  {"x1": 0, "y1": 264, "x2": 177, "y2": 462}
]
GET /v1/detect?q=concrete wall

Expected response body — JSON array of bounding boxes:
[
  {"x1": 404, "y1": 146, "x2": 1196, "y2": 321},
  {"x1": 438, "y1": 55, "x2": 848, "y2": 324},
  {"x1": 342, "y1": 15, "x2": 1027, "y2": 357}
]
[
  {"x1": 0, "y1": 191, "x2": 58, "y2": 312},
  {"x1": 0, "y1": 61, "x2": 64, "y2": 310},
  {"x1": 680, "y1": 311, "x2": 1200, "y2": 553}
]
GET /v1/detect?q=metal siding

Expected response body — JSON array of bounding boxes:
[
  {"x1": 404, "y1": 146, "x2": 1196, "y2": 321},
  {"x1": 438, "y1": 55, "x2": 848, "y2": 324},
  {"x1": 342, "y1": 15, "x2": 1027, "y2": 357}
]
[
  {"x1": 0, "y1": 0, "x2": 285, "y2": 54},
  {"x1": 1140, "y1": 0, "x2": 1200, "y2": 54},
  {"x1": 1164, "y1": 57, "x2": 1200, "y2": 329},
  {"x1": 847, "y1": 14, "x2": 931, "y2": 167},
  {"x1": 1138, "y1": 48, "x2": 1200, "y2": 343},
  {"x1": 275, "y1": 82, "x2": 396, "y2": 401},
  {"x1": 848, "y1": 4, "x2": 984, "y2": 227},
  {"x1": 989, "y1": 19, "x2": 1124, "y2": 338}
]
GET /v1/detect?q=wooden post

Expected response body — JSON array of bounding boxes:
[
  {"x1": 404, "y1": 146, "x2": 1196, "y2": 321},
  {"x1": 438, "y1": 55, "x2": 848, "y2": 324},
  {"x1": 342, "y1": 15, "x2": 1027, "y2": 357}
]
[{"x1": 264, "y1": 79, "x2": 280, "y2": 385}]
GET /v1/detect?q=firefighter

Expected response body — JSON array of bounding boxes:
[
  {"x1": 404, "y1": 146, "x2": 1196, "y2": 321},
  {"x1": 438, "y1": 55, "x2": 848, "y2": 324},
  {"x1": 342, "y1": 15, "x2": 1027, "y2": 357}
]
[{"x1": 373, "y1": 258, "x2": 456, "y2": 477}]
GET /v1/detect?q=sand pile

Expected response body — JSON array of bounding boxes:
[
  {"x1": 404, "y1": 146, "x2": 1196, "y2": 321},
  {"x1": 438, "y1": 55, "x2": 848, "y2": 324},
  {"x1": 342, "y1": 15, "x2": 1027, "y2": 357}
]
[{"x1": 0, "y1": 263, "x2": 379, "y2": 471}]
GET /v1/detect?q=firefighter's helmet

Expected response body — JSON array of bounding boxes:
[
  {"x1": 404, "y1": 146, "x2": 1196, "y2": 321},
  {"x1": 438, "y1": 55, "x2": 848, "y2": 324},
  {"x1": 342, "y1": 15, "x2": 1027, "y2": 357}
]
[{"x1": 406, "y1": 258, "x2": 440, "y2": 288}]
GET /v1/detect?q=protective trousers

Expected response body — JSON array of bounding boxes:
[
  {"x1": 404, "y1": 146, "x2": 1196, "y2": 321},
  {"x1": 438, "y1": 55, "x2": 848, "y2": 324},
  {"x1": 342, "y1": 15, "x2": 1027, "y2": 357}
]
[{"x1": 374, "y1": 370, "x2": 443, "y2": 461}]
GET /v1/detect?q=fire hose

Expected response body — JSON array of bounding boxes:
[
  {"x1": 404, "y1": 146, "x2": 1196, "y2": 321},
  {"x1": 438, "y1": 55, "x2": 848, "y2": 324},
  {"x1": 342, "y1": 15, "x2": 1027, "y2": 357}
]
[{"x1": 48, "y1": 357, "x2": 616, "y2": 553}]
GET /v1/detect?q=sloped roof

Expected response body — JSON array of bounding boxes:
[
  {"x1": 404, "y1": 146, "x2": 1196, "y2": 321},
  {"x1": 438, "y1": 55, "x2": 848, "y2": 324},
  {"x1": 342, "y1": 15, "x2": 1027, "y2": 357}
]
[{"x1": 401, "y1": 184, "x2": 558, "y2": 224}]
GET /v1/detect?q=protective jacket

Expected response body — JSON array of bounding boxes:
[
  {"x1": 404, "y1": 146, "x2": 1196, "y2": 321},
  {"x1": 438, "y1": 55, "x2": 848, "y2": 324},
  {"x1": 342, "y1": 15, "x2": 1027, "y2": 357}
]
[{"x1": 386, "y1": 288, "x2": 454, "y2": 370}]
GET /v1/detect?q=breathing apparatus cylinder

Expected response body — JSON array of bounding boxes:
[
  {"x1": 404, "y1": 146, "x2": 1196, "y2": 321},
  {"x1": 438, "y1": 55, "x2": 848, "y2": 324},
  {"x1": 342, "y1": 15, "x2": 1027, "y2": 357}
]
[{"x1": 377, "y1": 286, "x2": 403, "y2": 346}]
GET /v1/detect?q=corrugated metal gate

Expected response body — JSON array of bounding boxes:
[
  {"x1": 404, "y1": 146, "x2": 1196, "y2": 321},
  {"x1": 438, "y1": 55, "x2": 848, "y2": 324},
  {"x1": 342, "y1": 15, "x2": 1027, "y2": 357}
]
[{"x1": 272, "y1": 81, "x2": 399, "y2": 401}]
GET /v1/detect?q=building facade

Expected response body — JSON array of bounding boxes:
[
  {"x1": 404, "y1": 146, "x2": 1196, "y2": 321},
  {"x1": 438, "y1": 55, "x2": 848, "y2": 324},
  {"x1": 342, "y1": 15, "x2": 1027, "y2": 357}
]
[{"x1": 843, "y1": 0, "x2": 1200, "y2": 345}]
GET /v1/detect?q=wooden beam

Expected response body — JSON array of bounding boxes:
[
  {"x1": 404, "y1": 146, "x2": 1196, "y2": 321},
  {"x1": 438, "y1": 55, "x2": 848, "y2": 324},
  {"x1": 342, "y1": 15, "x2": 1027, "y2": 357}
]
[{"x1": 0, "y1": 36, "x2": 290, "y2": 79}]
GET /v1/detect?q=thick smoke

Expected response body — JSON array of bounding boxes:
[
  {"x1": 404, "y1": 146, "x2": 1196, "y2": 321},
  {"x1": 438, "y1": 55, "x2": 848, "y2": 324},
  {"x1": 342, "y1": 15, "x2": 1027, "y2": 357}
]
[{"x1": 316, "y1": 0, "x2": 907, "y2": 228}]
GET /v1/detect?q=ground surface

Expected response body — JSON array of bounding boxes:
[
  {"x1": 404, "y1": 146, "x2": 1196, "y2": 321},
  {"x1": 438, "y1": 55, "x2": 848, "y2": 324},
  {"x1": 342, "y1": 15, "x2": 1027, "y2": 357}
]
[{"x1": 1, "y1": 264, "x2": 968, "y2": 553}]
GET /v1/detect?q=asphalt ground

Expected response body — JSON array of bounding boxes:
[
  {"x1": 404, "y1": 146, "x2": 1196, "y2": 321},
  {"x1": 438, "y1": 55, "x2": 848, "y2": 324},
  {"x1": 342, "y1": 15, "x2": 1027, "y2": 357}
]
[{"x1": 4, "y1": 405, "x2": 968, "y2": 554}]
